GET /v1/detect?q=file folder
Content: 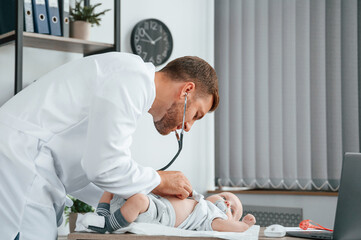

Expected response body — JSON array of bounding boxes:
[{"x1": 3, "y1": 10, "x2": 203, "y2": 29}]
[
  {"x1": 32, "y1": 0, "x2": 49, "y2": 34},
  {"x1": 58, "y1": 0, "x2": 69, "y2": 37},
  {"x1": 45, "y1": 0, "x2": 61, "y2": 36},
  {"x1": 24, "y1": 0, "x2": 34, "y2": 32},
  {"x1": 0, "y1": 0, "x2": 15, "y2": 35}
]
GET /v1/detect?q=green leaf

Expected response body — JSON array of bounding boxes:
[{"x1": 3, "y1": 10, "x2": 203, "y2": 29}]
[
  {"x1": 63, "y1": 195, "x2": 94, "y2": 225},
  {"x1": 70, "y1": 0, "x2": 110, "y2": 26}
]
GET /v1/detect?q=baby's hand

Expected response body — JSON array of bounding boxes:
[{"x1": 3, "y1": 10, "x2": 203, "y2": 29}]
[{"x1": 242, "y1": 214, "x2": 256, "y2": 226}]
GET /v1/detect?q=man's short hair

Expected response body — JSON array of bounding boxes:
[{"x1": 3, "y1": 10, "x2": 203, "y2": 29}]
[{"x1": 159, "y1": 56, "x2": 219, "y2": 112}]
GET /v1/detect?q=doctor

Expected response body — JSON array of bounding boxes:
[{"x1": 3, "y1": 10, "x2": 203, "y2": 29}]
[{"x1": 0, "y1": 52, "x2": 219, "y2": 240}]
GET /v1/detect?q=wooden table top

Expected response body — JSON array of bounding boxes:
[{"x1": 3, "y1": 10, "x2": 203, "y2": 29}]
[{"x1": 67, "y1": 227, "x2": 306, "y2": 240}]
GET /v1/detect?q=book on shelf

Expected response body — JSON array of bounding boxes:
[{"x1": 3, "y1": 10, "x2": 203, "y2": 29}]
[
  {"x1": 32, "y1": 0, "x2": 50, "y2": 34},
  {"x1": 24, "y1": 0, "x2": 35, "y2": 33},
  {"x1": 0, "y1": 0, "x2": 53, "y2": 36},
  {"x1": 58, "y1": 0, "x2": 70, "y2": 37},
  {"x1": 45, "y1": 0, "x2": 61, "y2": 36}
]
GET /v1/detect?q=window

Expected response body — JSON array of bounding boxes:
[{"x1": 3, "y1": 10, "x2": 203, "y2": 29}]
[{"x1": 215, "y1": 0, "x2": 360, "y2": 191}]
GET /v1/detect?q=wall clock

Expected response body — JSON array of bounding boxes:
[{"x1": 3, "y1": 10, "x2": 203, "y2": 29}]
[{"x1": 131, "y1": 18, "x2": 173, "y2": 66}]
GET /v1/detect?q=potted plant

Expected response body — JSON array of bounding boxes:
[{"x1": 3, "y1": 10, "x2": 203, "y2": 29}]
[
  {"x1": 64, "y1": 195, "x2": 95, "y2": 233},
  {"x1": 70, "y1": 0, "x2": 110, "y2": 40}
]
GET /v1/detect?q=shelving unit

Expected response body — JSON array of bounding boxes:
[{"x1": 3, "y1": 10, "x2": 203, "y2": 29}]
[
  {"x1": 0, "y1": 31, "x2": 115, "y2": 54},
  {"x1": 0, "y1": 0, "x2": 121, "y2": 94}
]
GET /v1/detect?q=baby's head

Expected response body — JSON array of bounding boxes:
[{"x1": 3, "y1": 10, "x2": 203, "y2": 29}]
[{"x1": 206, "y1": 192, "x2": 243, "y2": 221}]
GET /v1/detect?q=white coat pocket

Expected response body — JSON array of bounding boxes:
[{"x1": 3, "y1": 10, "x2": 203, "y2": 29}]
[
  {"x1": 30, "y1": 147, "x2": 67, "y2": 226},
  {"x1": 20, "y1": 199, "x2": 58, "y2": 240}
]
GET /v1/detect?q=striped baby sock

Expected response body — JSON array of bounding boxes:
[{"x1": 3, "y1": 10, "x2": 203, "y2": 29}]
[
  {"x1": 88, "y1": 209, "x2": 130, "y2": 233},
  {"x1": 96, "y1": 203, "x2": 110, "y2": 216}
]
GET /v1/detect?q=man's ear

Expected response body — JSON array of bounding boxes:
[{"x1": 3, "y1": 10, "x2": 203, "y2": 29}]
[{"x1": 180, "y1": 82, "x2": 195, "y2": 98}]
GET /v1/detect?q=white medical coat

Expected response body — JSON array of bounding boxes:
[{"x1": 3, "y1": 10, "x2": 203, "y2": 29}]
[{"x1": 0, "y1": 52, "x2": 160, "y2": 240}]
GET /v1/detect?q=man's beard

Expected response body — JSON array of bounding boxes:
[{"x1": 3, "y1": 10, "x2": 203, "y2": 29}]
[{"x1": 154, "y1": 101, "x2": 184, "y2": 135}]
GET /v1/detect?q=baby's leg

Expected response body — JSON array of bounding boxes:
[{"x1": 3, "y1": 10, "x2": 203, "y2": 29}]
[
  {"x1": 89, "y1": 193, "x2": 150, "y2": 233},
  {"x1": 120, "y1": 193, "x2": 150, "y2": 223},
  {"x1": 96, "y1": 191, "x2": 114, "y2": 216}
]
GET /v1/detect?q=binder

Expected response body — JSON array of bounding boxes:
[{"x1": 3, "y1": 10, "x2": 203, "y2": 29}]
[
  {"x1": 32, "y1": 0, "x2": 49, "y2": 34},
  {"x1": 45, "y1": 0, "x2": 61, "y2": 36},
  {"x1": 24, "y1": 0, "x2": 34, "y2": 32},
  {"x1": 0, "y1": 0, "x2": 15, "y2": 35},
  {"x1": 58, "y1": 0, "x2": 69, "y2": 37}
]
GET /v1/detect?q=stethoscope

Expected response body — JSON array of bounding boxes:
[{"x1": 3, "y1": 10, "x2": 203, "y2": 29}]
[{"x1": 158, "y1": 92, "x2": 187, "y2": 171}]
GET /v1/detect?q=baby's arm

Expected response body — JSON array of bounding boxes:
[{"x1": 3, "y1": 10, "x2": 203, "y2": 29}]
[
  {"x1": 241, "y1": 214, "x2": 256, "y2": 226},
  {"x1": 211, "y1": 214, "x2": 256, "y2": 232}
]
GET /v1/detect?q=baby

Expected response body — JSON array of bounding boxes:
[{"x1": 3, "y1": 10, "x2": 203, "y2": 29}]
[{"x1": 88, "y1": 190, "x2": 256, "y2": 233}]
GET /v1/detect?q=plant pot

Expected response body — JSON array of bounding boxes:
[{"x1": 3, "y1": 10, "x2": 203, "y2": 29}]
[
  {"x1": 68, "y1": 212, "x2": 79, "y2": 233},
  {"x1": 70, "y1": 21, "x2": 91, "y2": 40}
]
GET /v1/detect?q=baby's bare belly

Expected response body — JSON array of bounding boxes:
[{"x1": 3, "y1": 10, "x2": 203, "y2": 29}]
[{"x1": 163, "y1": 196, "x2": 198, "y2": 227}]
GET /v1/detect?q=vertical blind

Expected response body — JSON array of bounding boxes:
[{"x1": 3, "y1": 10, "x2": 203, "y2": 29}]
[{"x1": 215, "y1": 0, "x2": 360, "y2": 191}]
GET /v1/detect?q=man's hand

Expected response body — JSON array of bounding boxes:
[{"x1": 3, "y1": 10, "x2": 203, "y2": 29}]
[{"x1": 152, "y1": 171, "x2": 192, "y2": 199}]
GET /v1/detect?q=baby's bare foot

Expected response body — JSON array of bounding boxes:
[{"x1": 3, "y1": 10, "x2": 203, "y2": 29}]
[{"x1": 242, "y1": 214, "x2": 256, "y2": 226}]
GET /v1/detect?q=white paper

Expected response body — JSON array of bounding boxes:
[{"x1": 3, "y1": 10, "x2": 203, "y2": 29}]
[
  {"x1": 36, "y1": 0, "x2": 46, "y2": 5},
  {"x1": 49, "y1": 0, "x2": 58, "y2": 7},
  {"x1": 76, "y1": 213, "x2": 260, "y2": 240}
]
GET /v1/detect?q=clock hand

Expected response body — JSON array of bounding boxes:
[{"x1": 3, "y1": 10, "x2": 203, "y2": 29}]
[
  {"x1": 153, "y1": 36, "x2": 162, "y2": 43},
  {"x1": 140, "y1": 39, "x2": 152, "y2": 44},
  {"x1": 143, "y1": 31, "x2": 155, "y2": 45}
]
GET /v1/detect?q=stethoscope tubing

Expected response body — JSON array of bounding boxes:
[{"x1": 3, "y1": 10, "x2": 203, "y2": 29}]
[
  {"x1": 158, "y1": 93, "x2": 187, "y2": 171},
  {"x1": 158, "y1": 133, "x2": 183, "y2": 171}
]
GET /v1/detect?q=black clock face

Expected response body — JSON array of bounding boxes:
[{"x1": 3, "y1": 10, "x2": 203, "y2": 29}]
[{"x1": 131, "y1": 19, "x2": 173, "y2": 66}]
